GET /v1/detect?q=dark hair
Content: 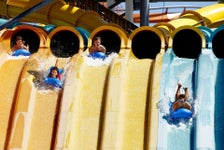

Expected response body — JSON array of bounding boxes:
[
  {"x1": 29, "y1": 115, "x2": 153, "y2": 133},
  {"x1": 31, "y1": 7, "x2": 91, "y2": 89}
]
[
  {"x1": 93, "y1": 36, "x2": 101, "y2": 41},
  {"x1": 16, "y1": 36, "x2": 23, "y2": 41},
  {"x1": 178, "y1": 94, "x2": 185, "y2": 99},
  {"x1": 48, "y1": 66, "x2": 59, "y2": 78}
]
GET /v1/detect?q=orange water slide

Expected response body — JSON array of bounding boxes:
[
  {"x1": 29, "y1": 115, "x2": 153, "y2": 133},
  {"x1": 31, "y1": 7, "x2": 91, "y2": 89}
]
[
  {"x1": 133, "y1": 12, "x2": 181, "y2": 23},
  {"x1": 154, "y1": 3, "x2": 224, "y2": 33}
]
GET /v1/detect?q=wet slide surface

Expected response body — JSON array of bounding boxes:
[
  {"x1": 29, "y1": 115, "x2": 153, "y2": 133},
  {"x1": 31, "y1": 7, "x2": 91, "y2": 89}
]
[
  {"x1": 214, "y1": 58, "x2": 224, "y2": 150},
  {"x1": 157, "y1": 47, "x2": 224, "y2": 150},
  {"x1": 6, "y1": 52, "x2": 70, "y2": 150},
  {"x1": 0, "y1": 54, "x2": 28, "y2": 150},
  {"x1": 195, "y1": 49, "x2": 216, "y2": 149},
  {"x1": 1, "y1": 1, "x2": 224, "y2": 149},
  {"x1": 196, "y1": 48, "x2": 224, "y2": 150},
  {"x1": 157, "y1": 48, "x2": 196, "y2": 150},
  {"x1": 116, "y1": 58, "x2": 153, "y2": 149},
  {"x1": 70, "y1": 60, "x2": 109, "y2": 150},
  {"x1": 55, "y1": 55, "x2": 111, "y2": 149},
  {"x1": 55, "y1": 51, "x2": 159, "y2": 149}
]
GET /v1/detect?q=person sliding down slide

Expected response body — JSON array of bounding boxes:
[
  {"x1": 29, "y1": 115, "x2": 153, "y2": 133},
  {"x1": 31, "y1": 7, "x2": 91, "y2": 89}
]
[
  {"x1": 89, "y1": 36, "x2": 106, "y2": 60},
  {"x1": 10, "y1": 36, "x2": 31, "y2": 56},
  {"x1": 44, "y1": 66, "x2": 63, "y2": 88},
  {"x1": 170, "y1": 83, "x2": 193, "y2": 119},
  {"x1": 172, "y1": 83, "x2": 192, "y2": 111}
]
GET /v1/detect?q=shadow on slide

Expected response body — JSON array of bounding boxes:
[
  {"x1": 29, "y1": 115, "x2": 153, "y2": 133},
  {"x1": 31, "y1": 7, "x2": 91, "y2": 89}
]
[{"x1": 211, "y1": 26, "x2": 224, "y2": 150}]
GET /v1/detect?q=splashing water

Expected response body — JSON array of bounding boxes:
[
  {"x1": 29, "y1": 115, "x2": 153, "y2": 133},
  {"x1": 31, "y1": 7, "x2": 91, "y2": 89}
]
[
  {"x1": 159, "y1": 94, "x2": 195, "y2": 127},
  {"x1": 83, "y1": 52, "x2": 118, "y2": 67}
]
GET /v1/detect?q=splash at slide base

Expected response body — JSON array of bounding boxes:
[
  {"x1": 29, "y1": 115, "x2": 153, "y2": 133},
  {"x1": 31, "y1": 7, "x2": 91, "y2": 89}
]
[{"x1": 0, "y1": 1, "x2": 224, "y2": 150}]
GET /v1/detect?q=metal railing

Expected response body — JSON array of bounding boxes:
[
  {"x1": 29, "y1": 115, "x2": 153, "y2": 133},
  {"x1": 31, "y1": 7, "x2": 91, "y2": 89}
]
[{"x1": 64, "y1": 0, "x2": 138, "y2": 33}]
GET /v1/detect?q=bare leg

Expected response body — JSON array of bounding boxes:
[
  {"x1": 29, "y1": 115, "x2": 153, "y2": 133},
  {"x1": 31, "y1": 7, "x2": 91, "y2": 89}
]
[
  {"x1": 184, "y1": 101, "x2": 192, "y2": 110},
  {"x1": 172, "y1": 101, "x2": 183, "y2": 111},
  {"x1": 172, "y1": 101, "x2": 178, "y2": 111}
]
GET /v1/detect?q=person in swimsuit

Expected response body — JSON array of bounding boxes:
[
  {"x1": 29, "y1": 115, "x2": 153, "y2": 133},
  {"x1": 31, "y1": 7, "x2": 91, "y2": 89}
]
[
  {"x1": 48, "y1": 66, "x2": 61, "y2": 80},
  {"x1": 89, "y1": 36, "x2": 106, "y2": 54},
  {"x1": 10, "y1": 36, "x2": 29, "y2": 53},
  {"x1": 172, "y1": 83, "x2": 192, "y2": 111}
]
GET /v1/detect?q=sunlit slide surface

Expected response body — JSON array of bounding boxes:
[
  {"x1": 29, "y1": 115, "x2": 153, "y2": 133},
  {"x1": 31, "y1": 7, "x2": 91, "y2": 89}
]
[{"x1": 0, "y1": 0, "x2": 224, "y2": 150}]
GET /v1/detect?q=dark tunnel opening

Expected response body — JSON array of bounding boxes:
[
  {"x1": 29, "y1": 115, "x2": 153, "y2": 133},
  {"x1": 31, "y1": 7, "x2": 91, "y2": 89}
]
[
  {"x1": 132, "y1": 30, "x2": 161, "y2": 59},
  {"x1": 93, "y1": 30, "x2": 121, "y2": 54},
  {"x1": 173, "y1": 29, "x2": 202, "y2": 59},
  {"x1": 50, "y1": 30, "x2": 80, "y2": 58},
  {"x1": 212, "y1": 30, "x2": 224, "y2": 58},
  {"x1": 11, "y1": 29, "x2": 40, "y2": 54}
]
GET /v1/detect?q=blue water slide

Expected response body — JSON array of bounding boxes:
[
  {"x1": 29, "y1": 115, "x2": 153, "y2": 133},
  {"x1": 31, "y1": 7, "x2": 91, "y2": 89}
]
[
  {"x1": 198, "y1": 26, "x2": 213, "y2": 48},
  {"x1": 157, "y1": 47, "x2": 175, "y2": 149},
  {"x1": 193, "y1": 26, "x2": 217, "y2": 150},
  {"x1": 157, "y1": 26, "x2": 204, "y2": 150},
  {"x1": 0, "y1": 18, "x2": 18, "y2": 28},
  {"x1": 157, "y1": 51, "x2": 196, "y2": 150},
  {"x1": 195, "y1": 48, "x2": 216, "y2": 149},
  {"x1": 214, "y1": 59, "x2": 224, "y2": 150},
  {"x1": 43, "y1": 24, "x2": 56, "y2": 32},
  {"x1": 208, "y1": 25, "x2": 224, "y2": 150},
  {"x1": 75, "y1": 27, "x2": 90, "y2": 49}
]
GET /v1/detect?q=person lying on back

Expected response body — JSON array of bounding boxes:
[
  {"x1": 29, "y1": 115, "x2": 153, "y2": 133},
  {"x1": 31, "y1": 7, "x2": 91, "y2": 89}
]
[{"x1": 172, "y1": 83, "x2": 192, "y2": 112}]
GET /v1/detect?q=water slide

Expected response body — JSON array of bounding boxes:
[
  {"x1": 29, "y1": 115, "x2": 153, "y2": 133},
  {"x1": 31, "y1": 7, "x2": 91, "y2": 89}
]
[
  {"x1": 0, "y1": 0, "x2": 224, "y2": 150},
  {"x1": 157, "y1": 26, "x2": 205, "y2": 150},
  {"x1": 0, "y1": 0, "x2": 106, "y2": 32},
  {"x1": 156, "y1": 21, "x2": 224, "y2": 150},
  {"x1": 154, "y1": 3, "x2": 224, "y2": 33},
  {"x1": 197, "y1": 26, "x2": 224, "y2": 150}
]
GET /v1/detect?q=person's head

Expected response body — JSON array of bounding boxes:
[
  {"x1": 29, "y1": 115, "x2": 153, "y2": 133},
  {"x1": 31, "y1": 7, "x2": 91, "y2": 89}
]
[
  {"x1": 15, "y1": 36, "x2": 24, "y2": 46},
  {"x1": 48, "y1": 67, "x2": 59, "y2": 78},
  {"x1": 178, "y1": 94, "x2": 185, "y2": 100},
  {"x1": 92, "y1": 36, "x2": 102, "y2": 46}
]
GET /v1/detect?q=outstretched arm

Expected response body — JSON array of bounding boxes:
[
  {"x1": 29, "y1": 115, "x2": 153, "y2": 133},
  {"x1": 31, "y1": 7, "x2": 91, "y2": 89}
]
[
  {"x1": 183, "y1": 87, "x2": 189, "y2": 101},
  {"x1": 89, "y1": 45, "x2": 94, "y2": 53},
  {"x1": 23, "y1": 44, "x2": 29, "y2": 50},
  {"x1": 99, "y1": 45, "x2": 106, "y2": 53},
  {"x1": 89, "y1": 45, "x2": 106, "y2": 53},
  {"x1": 175, "y1": 83, "x2": 182, "y2": 100}
]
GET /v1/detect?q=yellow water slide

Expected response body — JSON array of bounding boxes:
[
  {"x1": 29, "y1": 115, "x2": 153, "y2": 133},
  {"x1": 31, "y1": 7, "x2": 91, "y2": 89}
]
[
  {"x1": 0, "y1": 24, "x2": 47, "y2": 150},
  {"x1": 154, "y1": 2, "x2": 224, "y2": 34},
  {"x1": 0, "y1": 23, "x2": 164, "y2": 150},
  {"x1": 0, "y1": 24, "x2": 85, "y2": 150},
  {"x1": 53, "y1": 25, "x2": 129, "y2": 150},
  {"x1": 0, "y1": 0, "x2": 224, "y2": 150},
  {"x1": 8, "y1": 26, "x2": 85, "y2": 150},
  {"x1": 53, "y1": 24, "x2": 165, "y2": 150},
  {"x1": 0, "y1": 0, "x2": 106, "y2": 32}
]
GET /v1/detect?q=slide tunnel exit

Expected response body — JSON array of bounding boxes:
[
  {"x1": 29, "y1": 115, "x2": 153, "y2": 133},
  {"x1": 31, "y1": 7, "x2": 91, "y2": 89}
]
[
  {"x1": 1, "y1": 1, "x2": 224, "y2": 150},
  {"x1": 54, "y1": 25, "x2": 130, "y2": 150},
  {"x1": 0, "y1": 24, "x2": 48, "y2": 150},
  {"x1": 0, "y1": 25, "x2": 86, "y2": 150},
  {"x1": 100, "y1": 27, "x2": 165, "y2": 150},
  {"x1": 210, "y1": 26, "x2": 224, "y2": 150}
]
